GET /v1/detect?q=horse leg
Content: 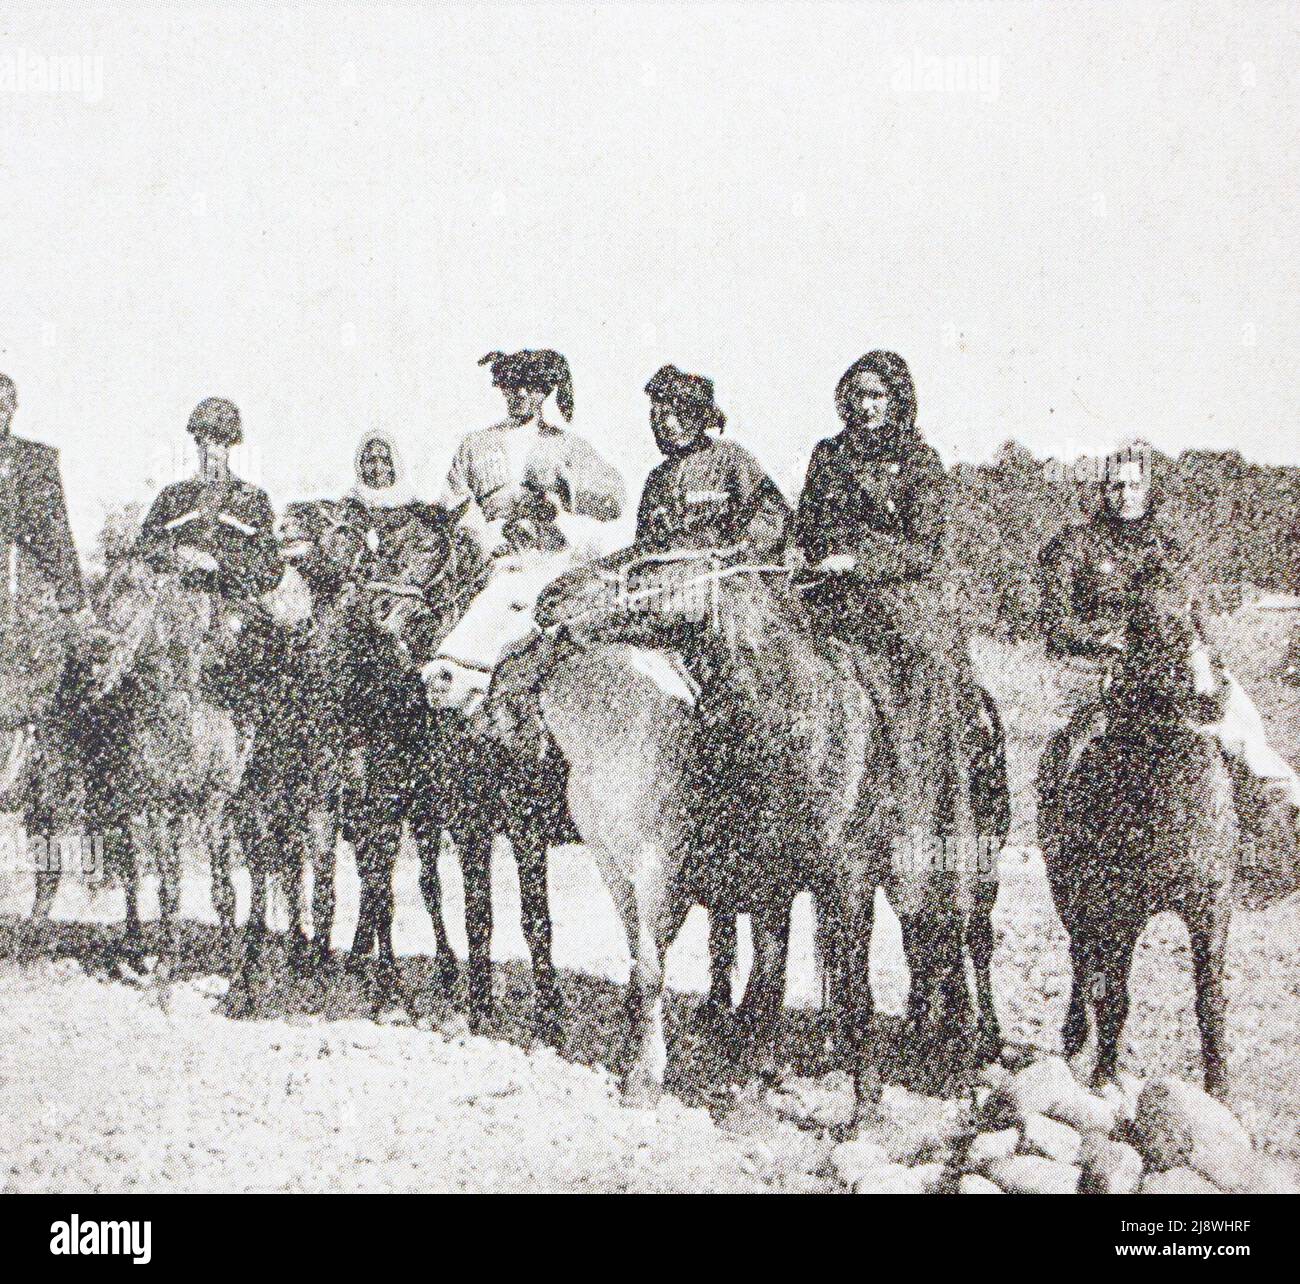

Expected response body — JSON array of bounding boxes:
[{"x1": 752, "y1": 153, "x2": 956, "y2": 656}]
[
  {"x1": 119, "y1": 824, "x2": 145, "y2": 970},
  {"x1": 458, "y1": 828, "x2": 495, "y2": 1032},
  {"x1": 737, "y1": 903, "x2": 791, "y2": 1082},
  {"x1": 356, "y1": 820, "x2": 402, "y2": 1012},
  {"x1": 1091, "y1": 922, "x2": 1139, "y2": 1090},
  {"x1": 413, "y1": 816, "x2": 458, "y2": 994},
  {"x1": 621, "y1": 857, "x2": 673, "y2": 1110},
  {"x1": 228, "y1": 811, "x2": 269, "y2": 1017},
  {"x1": 205, "y1": 797, "x2": 237, "y2": 946},
  {"x1": 966, "y1": 894, "x2": 1002, "y2": 1064},
  {"x1": 284, "y1": 830, "x2": 309, "y2": 971},
  {"x1": 514, "y1": 826, "x2": 561, "y2": 1045},
  {"x1": 696, "y1": 907, "x2": 738, "y2": 1032},
  {"x1": 1187, "y1": 908, "x2": 1231, "y2": 1099},
  {"x1": 301, "y1": 806, "x2": 335, "y2": 967},
  {"x1": 349, "y1": 819, "x2": 379, "y2": 961},
  {"x1": 155, "y1": 812, "x2": 184, "y2": 982},
  {"x1": 1061, "y1": 925, "x2": 1094, "y2": 1060},
  {"x1": 840, "y1": 862, "x2": 882, "y2": 1132}
]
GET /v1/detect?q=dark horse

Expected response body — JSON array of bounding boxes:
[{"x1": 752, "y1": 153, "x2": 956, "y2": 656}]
[
  {"x1": 31, "y1": 558, "x2": 245, "y2": 969},
  {"x1": 1047, "y1": 571, "x2": 1238, "y2": 1097},
  {"x1": 358, "y1": 518, "x2": 573, "y2": 1038},
  {"x1": 202, "y1": 501, "x2": 362, "y2": 1001}
]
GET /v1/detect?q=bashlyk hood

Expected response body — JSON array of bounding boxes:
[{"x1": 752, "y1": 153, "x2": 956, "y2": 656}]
[
  {"x1": 834, "y1": 350, "x2": 925, "y2": 457},
  {"x1": 350, "y1": 429, "x2": 418, "y2": 509}
]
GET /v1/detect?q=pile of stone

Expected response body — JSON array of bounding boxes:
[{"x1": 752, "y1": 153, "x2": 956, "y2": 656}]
[
  {"x1": 825, "y1": 1054, "x2": 1296, "y2": 1194},
  {"x1": 952, "y1": 1055, "x2": 1290, "y2": 1194}
]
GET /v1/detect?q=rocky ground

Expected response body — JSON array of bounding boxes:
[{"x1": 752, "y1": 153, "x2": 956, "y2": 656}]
[{"x1": 0, "y1": 609, "x2": 1297, "y2": 1192}]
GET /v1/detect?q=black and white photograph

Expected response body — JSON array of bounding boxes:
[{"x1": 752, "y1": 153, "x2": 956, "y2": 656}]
[{"x1": 1, "y1": 0, "x2": 1297, "y2": 1241}]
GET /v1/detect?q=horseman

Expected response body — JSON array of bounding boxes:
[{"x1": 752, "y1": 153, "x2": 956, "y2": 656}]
[
  {"x1": 342, "y1": 429, "x2": 428, "y2": 553},
  {"x1": 1036, "y1": 444, "x2": 1300, "y2": 876},
  {"x1": 138, "y1": 397, "x2": 280, "y2": 604},
  {"x1": 441, "y1": 348, "x2": 625, "y2": 560},
  {"x1": 635, "y1": 364, "x2": 790, "y2": 560},
  {"x1": 0, "y1": 373, "x2": 86, "y2": 622},
  {"x1": 2, "y1": 373, "x2": 89, "y2": 893},
  {"x1": 793, "y1": 351, "x2": 981, "y2": 835}
]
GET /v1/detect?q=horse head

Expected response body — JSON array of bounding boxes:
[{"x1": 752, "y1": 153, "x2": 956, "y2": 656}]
[
  {"x1": 350, "y1": 499, "x2": 489, "y2": 671},
  {"x1": 420, "y1": 544, "x2": 566, "y2": 714},
  {"x1": 1111, "y1": 566, "x2": 1221, "y2": 726}
]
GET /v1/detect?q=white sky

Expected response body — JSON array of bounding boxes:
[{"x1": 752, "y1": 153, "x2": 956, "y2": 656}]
[{"x1": 1, "y1": 1, "x2": 1296, "y2": 554}]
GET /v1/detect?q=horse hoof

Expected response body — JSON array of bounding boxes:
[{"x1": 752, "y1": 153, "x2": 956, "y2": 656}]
[
  {"x1": 621, "y1": 1073, "x2": 663, "y2": 1111},
  {"x1": 467, "y1": 1006, "x2": 493, "y2": 1038},
  {"x1": 693, "y1": 997, "x2": 734, "y2": 1037},
  {"x1": 533, "y1": 996, "x2": 565, "y2": 1047},
  {"x1": 436, "y1": 958, "x2": 459, "y2": 994}
]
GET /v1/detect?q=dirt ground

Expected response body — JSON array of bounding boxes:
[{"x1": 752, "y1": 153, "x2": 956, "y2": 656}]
[{"x1": 1, "y1": 608, "x2": 1297, "y2": 1191}]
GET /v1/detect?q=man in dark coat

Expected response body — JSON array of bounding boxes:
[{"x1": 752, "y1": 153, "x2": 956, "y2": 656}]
[
  {"x1": 636, "y1": 364, "x2": 790, "y2": 560},
  {"x1": 0, "y1": 373, "x2": 85, "y2": 618},
  {"x1": 1, "y1": 373, "x2": 88, "y2": 911},
  {"x1": 137, "y1": 397, "x2": 280, "y2": 601},
  {"x1": 1036, "y1": 446, "x2": 1299, "y2": 880}
]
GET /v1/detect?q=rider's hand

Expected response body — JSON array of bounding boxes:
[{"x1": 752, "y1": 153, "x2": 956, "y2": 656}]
[
  {"x1": 177, "y1": 545, "x2": 219, "y2": 574},
  {"x1": 1095, "y1": 628, "x2": 1126, "y2": 656},
  {"x1": 816, "y1": 553, "x2": 857, "y2": 575}
]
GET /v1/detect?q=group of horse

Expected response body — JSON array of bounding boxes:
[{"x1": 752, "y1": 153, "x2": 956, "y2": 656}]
[{"x1": 11, "y1": 498, "x2": 1244, "y2": 1125}]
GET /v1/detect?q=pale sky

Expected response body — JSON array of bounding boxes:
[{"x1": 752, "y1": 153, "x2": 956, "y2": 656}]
[{"x1": 1, "y1": 1, "x2": 1296, "y2": 555}]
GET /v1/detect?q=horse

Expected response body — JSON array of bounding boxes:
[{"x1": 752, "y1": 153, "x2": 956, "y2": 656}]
[
  {"x1": 198, "y1": 502, "x2": 369, "y2": 1003},
  {"x1": 423, "y1": 544, "x2": 1008, "y2": 1121},
  {"x1": 35, "y1": 557, "x2": 246, "y2": 970},
  {"x1": 1046, "y1": 572, "x2": 1238, "y2": 1097},
  {"x1": 262, "y1": 497, "x2": 510, "y2": 1013},
  {"x1": 358, "y1": 513, "x2": 574, "y2": 1034}
]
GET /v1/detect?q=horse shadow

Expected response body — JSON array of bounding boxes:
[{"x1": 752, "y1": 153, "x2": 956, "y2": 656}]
[{"x1": 0, "y1": 914, "x2": 971, "y2": 1114}]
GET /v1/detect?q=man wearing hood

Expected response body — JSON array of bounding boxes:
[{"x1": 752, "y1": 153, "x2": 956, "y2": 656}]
[{"x1": 1036, "y1": 445, "x2": 1299, "y2": 878}]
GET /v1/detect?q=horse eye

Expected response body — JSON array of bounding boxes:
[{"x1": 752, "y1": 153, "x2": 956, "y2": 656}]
[{"x1": 509, "y1": 602, "x2": 528, "y2": 613}]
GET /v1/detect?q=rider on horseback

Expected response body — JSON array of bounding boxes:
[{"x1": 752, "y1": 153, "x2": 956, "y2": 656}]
[
  {"x1": 635, "y1": 364, "x2": 790, "y2": 560},
  {"x1": 1036, "y1": 445, "x2": 1300, "y2": 884},
  {"x1": 441, "y1": 349, "x2": 624, "y2": 560},
  {"x1": 793, "y1": 351, "x2": 995, "y2": 858},
  {"x1": 137, "y1": 397, "x2": 280, "y2": 602}
]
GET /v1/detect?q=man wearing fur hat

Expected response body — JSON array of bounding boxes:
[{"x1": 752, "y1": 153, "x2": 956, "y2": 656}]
[
  {"x1": 442, "y1": 349, "x2": 625, "y2": 559},
  {"x1": 635, "y1": 363, "x2": 790, "y2": 560},
  {"x1": 138, "y1": 396, "x2": 280, "y2": 601}
]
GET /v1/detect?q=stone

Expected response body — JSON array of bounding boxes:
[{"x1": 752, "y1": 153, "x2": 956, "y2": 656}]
[
  {"x1": 1132, "y1": 1078, "x2": 1260, "y2": 1193},
  {"x1": 1007, "y1": 1055, "x2": 1083, "y2": 1116},
  {"x1": 958, "y1": 1173, "x2": 1005, "y2": 1194},
  {"x1": 830, "y1": 1137, "x2": 889, "y2": 1188},
  {"x1": 1142, "y1": 1167, "x2": 1221, "y2": 1195},
  {"x1": 908, "y1": 1161, "x2": 948, "y2": 1193},
  {"x1": 1079, "y1": 1133, "x2": 1144, "y2": 1194},
  {"x1": 984, "y1": 1154, "x2": 1082, "y2": 1194},
  {"x1": 1020, "y1": 1112, "x2": 1083, "y2": 1165},
  {"x1": 966, "y1": 1127, "x2": 1020, "y2": 1169},
  {"x1": 1045, "y1": 1088, "x2": 1119, "y2": 1135},
  {"x1": 853, "y1": 1161, "x2": 929, "y2": 1194},
  {"x1": 1098, "y1": 1082, "x2": 1138, "y2": 1124}
]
